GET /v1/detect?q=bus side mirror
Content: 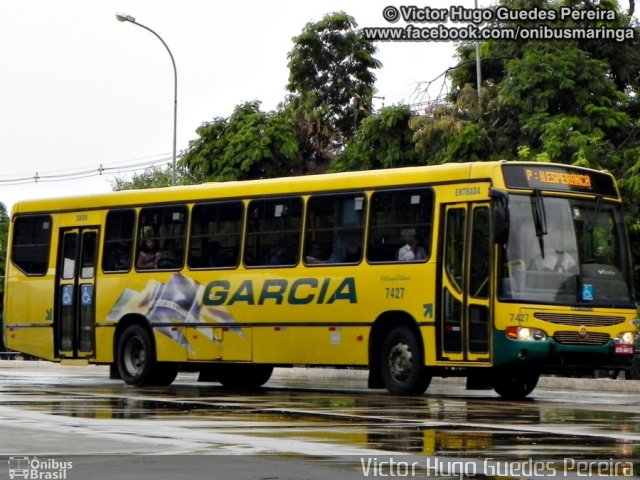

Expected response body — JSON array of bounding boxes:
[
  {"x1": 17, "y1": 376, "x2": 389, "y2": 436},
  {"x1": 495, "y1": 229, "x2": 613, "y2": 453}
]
[{"x1": 491, "y1": 188, "x2": 509, "y2": 245}]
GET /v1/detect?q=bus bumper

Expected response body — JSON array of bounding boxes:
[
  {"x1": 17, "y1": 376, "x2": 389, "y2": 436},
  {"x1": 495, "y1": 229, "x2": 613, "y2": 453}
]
[{"x1": 492, "y1": 330, "x2": 635, "y2": 373}]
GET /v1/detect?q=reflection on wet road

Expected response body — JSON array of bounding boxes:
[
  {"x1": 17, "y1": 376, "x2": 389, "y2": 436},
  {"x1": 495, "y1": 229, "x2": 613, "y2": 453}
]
[{"x1": 0, "y1": 362, "x2": 639, "y2": 478}]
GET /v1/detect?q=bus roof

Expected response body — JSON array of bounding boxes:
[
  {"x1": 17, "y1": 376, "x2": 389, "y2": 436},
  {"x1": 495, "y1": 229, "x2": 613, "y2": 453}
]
[{"x1": 10, "y1": 161, "x2": 616, "y2": 215}]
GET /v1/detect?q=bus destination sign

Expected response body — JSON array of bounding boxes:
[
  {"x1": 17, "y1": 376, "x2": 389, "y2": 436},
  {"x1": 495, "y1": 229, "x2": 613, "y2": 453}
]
[
  {"x1": 526, "y1": 168, "x2": 591, "y2": 189},
  {"x1": 502, "y1": 164, "x2": 618, "y2": 197}
]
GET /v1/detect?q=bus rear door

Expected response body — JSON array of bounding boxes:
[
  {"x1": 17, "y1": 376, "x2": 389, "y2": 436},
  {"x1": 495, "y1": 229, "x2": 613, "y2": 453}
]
[
  {"x1": 55, "y1": 227, "x2": 99, "y2": 359},
  {"x1": 438, "y1": 203, "x2": 491, "y2": 363}
]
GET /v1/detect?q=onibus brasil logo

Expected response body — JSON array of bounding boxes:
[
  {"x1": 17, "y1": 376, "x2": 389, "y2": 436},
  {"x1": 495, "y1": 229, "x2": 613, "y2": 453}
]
[{"x1": 8, "y1": 457, "x2": 73, "y2": 479}]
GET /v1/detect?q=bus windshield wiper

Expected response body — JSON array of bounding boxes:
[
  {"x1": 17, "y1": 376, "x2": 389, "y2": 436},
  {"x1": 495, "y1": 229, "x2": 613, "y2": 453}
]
[{"x1": 531, "y1": 189, "x2": 548, "y2": 257}]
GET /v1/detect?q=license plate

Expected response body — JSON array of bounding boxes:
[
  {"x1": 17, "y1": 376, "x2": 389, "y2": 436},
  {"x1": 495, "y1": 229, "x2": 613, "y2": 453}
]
[{"x1": 614, "y1": 344, "x2": 635, "y2": 355}]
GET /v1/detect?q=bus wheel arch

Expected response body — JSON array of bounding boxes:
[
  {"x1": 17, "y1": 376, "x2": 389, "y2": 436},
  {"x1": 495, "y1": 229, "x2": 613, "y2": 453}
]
[
  {"x1": 368, "y1": 312, "x2": 431, "y2": 395},
  {"x1": 114, "y1": 315, "x2": 178, "y2": 387}
]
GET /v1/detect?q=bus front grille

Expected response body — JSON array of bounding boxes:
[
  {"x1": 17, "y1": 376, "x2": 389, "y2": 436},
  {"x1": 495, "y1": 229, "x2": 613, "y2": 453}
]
[
  {"x1": 553, "y1": 331, "x2": 610, "y2": 346},
  {"x1": 535, "y1": 313, "x2": 625, "y2": 327}
]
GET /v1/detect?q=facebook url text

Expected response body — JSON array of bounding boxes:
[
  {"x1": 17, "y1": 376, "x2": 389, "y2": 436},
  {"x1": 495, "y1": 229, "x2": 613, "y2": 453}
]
[{"x1": 362, "y1": 24, "x2": 634, "y2": 42}]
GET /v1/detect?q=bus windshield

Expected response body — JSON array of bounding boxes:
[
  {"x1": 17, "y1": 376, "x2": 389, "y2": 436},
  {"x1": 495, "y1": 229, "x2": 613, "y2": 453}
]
[{"x1": 499, "y1": 194, "x2": 634, "y2": 308}]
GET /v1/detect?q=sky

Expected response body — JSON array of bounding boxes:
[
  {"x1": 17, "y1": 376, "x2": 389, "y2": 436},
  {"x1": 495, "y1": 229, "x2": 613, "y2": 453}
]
[{"x1": 0, "y1": 0, "x2": 464, "y2": 213}]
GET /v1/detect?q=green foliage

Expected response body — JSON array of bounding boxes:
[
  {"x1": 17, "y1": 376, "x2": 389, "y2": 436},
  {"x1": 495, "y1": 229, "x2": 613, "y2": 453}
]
[
  {"x1": 286, "y1": 11, "x2": 381, "y2": 163},
  {"x1": 411, "y1": 84, "x2": 493, "y2": 163},
  {"x1": 499, "y1": 42, "x2": 629, "y2": 167},
  {"x1": 415, "y1": 0, "x2": 640, "y2": 169},
  {"x1": 180, "y1": 101, "x2": 300, "y2": 182},
  {"x1": 333, "y1": 105, "x2": 418, "y2": 171},
  {"x1": 111, "y1": 166, "x2": 174, "y2": 191}
]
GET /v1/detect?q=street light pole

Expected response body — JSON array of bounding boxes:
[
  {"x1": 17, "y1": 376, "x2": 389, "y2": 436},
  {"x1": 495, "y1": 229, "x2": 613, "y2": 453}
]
[
  {"x1": 474, "y1": 0, "x2": 482, "y2": 104},
  {"x1": 116, "y1": 13, "x2": 178, "y2": 186}
]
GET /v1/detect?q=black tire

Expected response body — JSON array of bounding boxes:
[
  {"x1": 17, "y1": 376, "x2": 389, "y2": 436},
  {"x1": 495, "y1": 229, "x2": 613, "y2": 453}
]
[
  {"x1": 151, "y1": 363, "x2": 179, "y2": 386},
  {"x1": 217, "y1": 364, "x2": 274, "y2": 389},
  {"x1": 490, "y1": 369, "x2": 539, "y2": 400},
  {"x1": 380, "y1": 326, "x2": 431, "y2": 395},
  {"x1": 116, "y1": 324, "x2": 178, "y2": 387},
  {"x1": 198, "y1": 365, "x2": 220, "y2": 383}
]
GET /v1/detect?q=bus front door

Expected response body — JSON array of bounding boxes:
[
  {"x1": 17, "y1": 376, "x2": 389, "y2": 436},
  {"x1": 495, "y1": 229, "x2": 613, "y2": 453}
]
[
  {"x1": 55, "y1": 228, "x2": 99, "y2": 359},
  {"x1": 438, "y1": 203, "x2": 491, "y2": 363}
]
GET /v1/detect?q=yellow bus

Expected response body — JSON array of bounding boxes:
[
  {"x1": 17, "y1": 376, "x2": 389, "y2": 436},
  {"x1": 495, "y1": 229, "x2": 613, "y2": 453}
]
[{"x1": 3, "y1": 161, "x2": 637, "y2": 399}]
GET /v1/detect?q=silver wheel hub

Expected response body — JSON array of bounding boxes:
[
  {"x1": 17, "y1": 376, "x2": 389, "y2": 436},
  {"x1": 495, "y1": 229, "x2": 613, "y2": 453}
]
[
  {"x1": 124, "y1": 337, "x2": 146, "y2": 376},
  {"x1": 388, "y1": 342, "x2": 412, "y2": 382}
]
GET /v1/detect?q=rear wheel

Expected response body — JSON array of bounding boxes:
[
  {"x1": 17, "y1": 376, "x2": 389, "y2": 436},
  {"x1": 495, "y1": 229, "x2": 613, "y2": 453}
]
[
  {"x1": 490, "y1": 369, "x2": 539, "y2": 400},
  {"x1": 116, "y1": 324, "x2": 178, "y2": 386},
  {"x1": 380, "y1": 326, "x2": 431, "y2": 395}
]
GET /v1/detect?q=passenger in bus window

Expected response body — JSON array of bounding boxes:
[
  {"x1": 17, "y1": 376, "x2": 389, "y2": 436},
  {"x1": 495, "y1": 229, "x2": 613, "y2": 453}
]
[
  {"x1": 398, "y1": 238, "x2": 426, "y2": 261},
  {"x1": 305, "y1": 243, "x2": 326, "y2": 264},
  {"x1": 306, "y1": 234, "x2": 348, "y2": 264},
  {"x1": 136, "y1": 238, "x2": 158, "y2": 270},
  {"x1": 156, "y1": 239, "x2": 180, "y2": 269},
  {"x1": 269, "y1": 244, "x2": 291, "y2": 266},
  {"x1": 105, "y1": 241, "x2": 131, "y2": 271},
  {"x1": 532, "y1": 250, "x2": 577, "y2": 273},
  {"x1": 327, "y1": 232, "x2": 348, "y2": 263}
]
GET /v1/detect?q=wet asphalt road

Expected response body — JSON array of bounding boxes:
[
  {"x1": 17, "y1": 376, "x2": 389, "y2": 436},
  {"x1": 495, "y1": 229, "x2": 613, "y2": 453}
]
[{"x1": 0, "y1": 361, "x2": 638, "y2": 479}]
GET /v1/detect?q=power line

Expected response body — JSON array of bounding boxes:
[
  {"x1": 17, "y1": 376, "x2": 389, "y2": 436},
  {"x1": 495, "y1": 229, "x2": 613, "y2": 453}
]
[
  {"x1": 374, "y1": 67, "x2": 453, "y2": 116},
  {"x1": 0, "y1": 153, "x2": 172, "y2": 186}
]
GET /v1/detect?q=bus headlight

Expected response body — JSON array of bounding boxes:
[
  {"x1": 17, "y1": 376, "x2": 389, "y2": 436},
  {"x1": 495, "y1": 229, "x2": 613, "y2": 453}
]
[
  {"x1": 506, "y1": 326, "x2": 547, "y2": 341},
  {"x1": 615, "y1": 332, "x2": 636, "y2": 345}
]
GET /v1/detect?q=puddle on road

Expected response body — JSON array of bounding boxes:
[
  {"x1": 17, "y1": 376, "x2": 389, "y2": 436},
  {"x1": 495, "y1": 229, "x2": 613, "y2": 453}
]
[
  {"x1": 0, "y1": 364, "x2": 638, "y2": 477},
  {"x1": 1, "y1": 375, "x2": 639, "y2": 465}
]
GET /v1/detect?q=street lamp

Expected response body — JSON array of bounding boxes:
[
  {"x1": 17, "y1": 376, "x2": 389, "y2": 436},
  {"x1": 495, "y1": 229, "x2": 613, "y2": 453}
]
[
  {"x1": 474, "y1": 0, "x2": 482, "y2": 103},
  {"x1": 116, "y1": 13, "x2": 178, "y2": 186}
]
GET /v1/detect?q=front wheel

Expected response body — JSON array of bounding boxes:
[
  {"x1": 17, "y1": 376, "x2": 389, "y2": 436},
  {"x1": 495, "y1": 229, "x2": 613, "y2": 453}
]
[
  {"x1": 490, "y1": 369, "x2": 539, "y2": 400},
  {"x1": 380, "y1": 326, "x2": 431, "y2": 395},
  {"x1": 116, "y1": 324, "x2": 178, "y2": 386},
  {"x1": 626, "y1": 354, "x2": 640, "y2": 380}
]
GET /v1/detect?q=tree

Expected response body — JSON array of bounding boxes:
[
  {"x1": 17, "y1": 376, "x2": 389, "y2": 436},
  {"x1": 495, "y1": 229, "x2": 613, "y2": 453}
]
[
  {"x1": 333, "y1": 105, "x2": 419, "y2": 171},
  {"x1": 286, "y1": 11, "x2": 381, "y2": 166},
  {"x1": 410, "y1": 84, "x2": 493, "y2": 164},
  {"x1": 180, "y1": 101, "x2": 299, "y2": 181},
  {"x1": 122, "y1": 12, "x2": 381, "y2": 187},
  {"x1": 111, "y1": 166, "x2": 174, "y2": 191},
  {"x1": 416, "y1": 0, "x2": 640, "y2": 163}
]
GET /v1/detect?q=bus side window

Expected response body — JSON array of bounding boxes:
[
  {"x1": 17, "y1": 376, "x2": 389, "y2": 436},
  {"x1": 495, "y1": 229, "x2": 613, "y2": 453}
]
[
  {"x1": 188, "y1": 202, "x2": 243, "y2": 269},
  {"x1": 304, "y1": 193, "x2": 365, "y2": 266},
  {"x1": 102, "y1": 209, "x2": 135, "y2": 273},
  {"x1": 136, "y1": 205, "x2": 187, "y2": 271},
  {"x1": 367, "y1": 188, "x2": 433, "y2": 263},
  {"x1": 11, "y1": 215, "x2": 52, "y2": 276},
  {"x1": 244, "y1": 197, "x2": 302, "y2": 267}
]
